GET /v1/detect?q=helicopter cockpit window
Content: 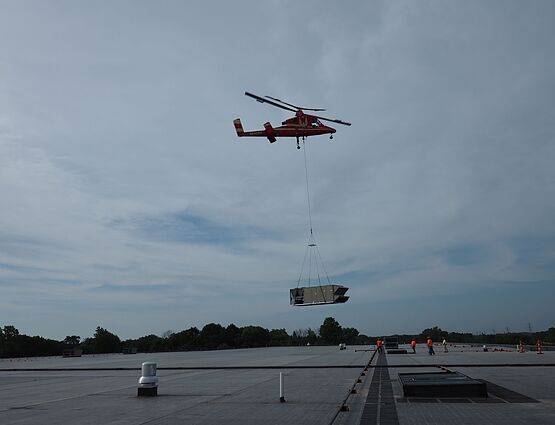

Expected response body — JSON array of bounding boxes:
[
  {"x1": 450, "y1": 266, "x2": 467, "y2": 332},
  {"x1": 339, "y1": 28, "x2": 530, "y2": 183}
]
[{"x1": 311, "y1": 119, "x2": 322, "y2": 128}]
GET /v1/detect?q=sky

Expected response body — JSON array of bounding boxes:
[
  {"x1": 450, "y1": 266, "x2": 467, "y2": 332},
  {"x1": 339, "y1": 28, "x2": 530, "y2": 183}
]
[{"x1": 1, "y1": 0, "x2": 554, "y2": 340}]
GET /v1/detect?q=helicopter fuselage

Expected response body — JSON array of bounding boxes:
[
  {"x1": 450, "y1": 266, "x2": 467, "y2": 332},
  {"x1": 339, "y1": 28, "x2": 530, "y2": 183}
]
[
  {"x1": 234, "y1": 112, "x2": 336, "y2": 144},
  {"x1": 234, "y1": 92, "x2": 349, "y2": 148}
]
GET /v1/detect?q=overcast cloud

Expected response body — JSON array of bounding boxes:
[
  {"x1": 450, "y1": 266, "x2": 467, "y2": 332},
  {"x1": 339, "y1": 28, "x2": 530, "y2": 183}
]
[{"x1": 1, "y1": 0, "x2": 554, "y2": 340}]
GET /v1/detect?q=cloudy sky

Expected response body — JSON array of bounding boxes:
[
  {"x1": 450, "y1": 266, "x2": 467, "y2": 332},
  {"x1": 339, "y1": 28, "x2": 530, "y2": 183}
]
[{"x1": 1, "y1": 1, "x2": 554, "y2": 340}]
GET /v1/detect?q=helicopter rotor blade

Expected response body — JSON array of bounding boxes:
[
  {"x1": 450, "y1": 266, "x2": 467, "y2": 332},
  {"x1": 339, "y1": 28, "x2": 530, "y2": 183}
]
[
  {"x1": 245, "y1": 92, "x2": 297, "y2": 113},
  {"x1": 245, "y1": 92, "x2": 351, "y2": 125},
  {"x1": 313, "y1": 115, "x2": 352, "y2": 126},
  {"x1": 265, "y1": 96, "x2": 326, "y2": 112}
]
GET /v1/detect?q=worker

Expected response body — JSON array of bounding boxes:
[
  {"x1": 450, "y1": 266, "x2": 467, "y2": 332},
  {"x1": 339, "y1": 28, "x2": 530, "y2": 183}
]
[
  {"x1": 411, "y1": 339, "x2": 416, "y2": 354},
  {"x1": 442, "y1": 338, "x2": 448, "y2": 353},
  {"x1": 376, "y1": 338, "x2": 383, "y2": 354},
  {"x1": 426, "y1": 337, "x2": 435, "y2": 355}
]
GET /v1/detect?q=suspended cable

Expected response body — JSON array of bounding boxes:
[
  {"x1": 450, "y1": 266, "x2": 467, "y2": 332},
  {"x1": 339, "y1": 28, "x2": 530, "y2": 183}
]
[
  {"x1": 308, "y1": 243, "x2": 313, "y2": 287},
  {"x1": 296, "y1": 138, "x2": 333, "y2": 293},
  {"x1": 291, "y1": 137, "x2": 350, "y2": 306},
  {"x1": 302, "y1": 138, "x2": 314, "y2": 237},
  {"x1": 296, "y1": 244, "x2": 310, "y2": 288},
  {"x1": 315, "y1": 244, "x2": 332, "y2": 286}
]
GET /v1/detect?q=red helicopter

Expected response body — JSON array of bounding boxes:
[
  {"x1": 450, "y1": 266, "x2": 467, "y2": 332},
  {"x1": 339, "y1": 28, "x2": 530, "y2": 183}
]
[{"x1": 234, "y1": 92, "x2": 351, "y2": 149}]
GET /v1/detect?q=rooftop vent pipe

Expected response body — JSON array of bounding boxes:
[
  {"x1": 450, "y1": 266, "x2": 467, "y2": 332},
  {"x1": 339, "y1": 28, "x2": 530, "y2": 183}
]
[{"x1": 138, "y1": 362, "x2": 158, "y2": 396}]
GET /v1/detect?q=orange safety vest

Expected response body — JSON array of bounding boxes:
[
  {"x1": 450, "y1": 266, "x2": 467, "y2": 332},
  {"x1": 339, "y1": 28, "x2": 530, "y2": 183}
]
[
  {"x1": 427, "y1": 339, "x2": 433, "y2": 347},
  {"x1": 411, "y1": 340, "x2": 416, "y2": 347},
  {"x1": 377, "y1": 340, "x2": 382, "y2": 347}
]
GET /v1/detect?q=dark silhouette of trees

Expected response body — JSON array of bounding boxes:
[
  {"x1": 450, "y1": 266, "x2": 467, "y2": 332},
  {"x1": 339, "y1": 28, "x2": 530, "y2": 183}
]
[
  {"x1": 269, "y1": 329, "x2": 290, "y2": 346},
  {"x1": 420, "y1": 326, "x2": 449, "y2": 342},
  {"x1": 342, "y1": 327, "x2": 360, "y2": 345},
  {"x1": 239, "y1": 326, "x2": 270, "y2": 348},
  {"x1": 167, "y1": 327, "x2": 199, "y2": 351},
  {"x1": 291, "y1": 328, "x2": 318, "y2": 346},
  {"x1": 124, "y1": 334, "x2": 165, "y2": 353},
  {"x1": 1, "y1": 325, "x2": 62, "y2": 358},
  {"x1": 306, "y1": 329, "x2": 318, "y2": 345},
  {"x1": 63, "y1": 335, "x2": 81, "y2": 347},
  {"x1": 1, "y1": 325, "x2": 20, "y2": 356},
  {"x1": 2, "y1": 325, "x2": 19, "y2": 339},
  {"x1": 198, "y1": 323, "x2": 226, "y2": 350},
  {"x1": 320, "y1": 317, "x2": 343, "y2": 345},
  {"x1": 224, "y1": 324, "x2": 240, "y2": 348},
  {"x1": 92, "y1": 327, "x2": 121, "y2": 353},
  {"x1": 2, "y1": 320, "x2": 553, "y2": 359}
]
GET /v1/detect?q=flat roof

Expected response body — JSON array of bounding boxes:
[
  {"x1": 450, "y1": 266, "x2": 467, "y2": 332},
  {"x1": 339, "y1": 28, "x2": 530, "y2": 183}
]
[{"x1": 0, "y1": 344, "x2": 554, "y2": 424}]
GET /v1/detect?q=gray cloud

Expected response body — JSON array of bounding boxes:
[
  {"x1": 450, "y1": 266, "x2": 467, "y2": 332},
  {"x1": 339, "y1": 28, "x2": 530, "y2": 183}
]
[{"x1": 1, "y1": 0, "x2": 554, "y2": 339}]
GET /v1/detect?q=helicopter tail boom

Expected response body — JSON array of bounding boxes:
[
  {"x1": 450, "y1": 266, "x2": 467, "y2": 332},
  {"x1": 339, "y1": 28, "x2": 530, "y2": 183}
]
[{"x1": 233, "y1": 118, "x2": 276, "y2": 143}]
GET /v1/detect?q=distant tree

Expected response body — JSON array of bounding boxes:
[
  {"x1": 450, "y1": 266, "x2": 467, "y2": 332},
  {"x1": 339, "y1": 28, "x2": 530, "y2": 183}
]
[
  {"x1": 198, "y1": 323, "x2": 225, "y2": 349},
  {"x1": 0, "y1": 326, "x2": 62, "y2": 358},
  {"x1": 420, "y1": 326, "x2": 448, "y2": 342},
  {"x1": 79, "y1": 337, "x2": 95, "y2": 354},
  {"x1": 168, "y1": 327, "x2": 199, "y2": 351},
  {"x1": 444, "y1": 331, "x2": 471, "y2": 344},
  {"x1": 291, "y1": 328, "x2": 318, "y2": 346},
  {"x1": 0, "y1": 327, "x2": 4, "y2": 357},
  {"x1": 269, "y1": 329, "x2": 290, "y2": 346},
  {"x1": 306, "y1": 328, "x2": 318, "y2": 345},
  {"x1": 356, "y1": 334, "x2": 372, "y2": 345},
  {"x1": 292, "y1": 329, "x2": 307, "y2": 338},
  {"x1": 17, "y1": 335, "x2": 61, "y2": 357},
  {"x1": 291, "y1": 329, "x2": 303, "y2": 345},
  {"x1": 1, "y1": 326, "x2": 20, "y2": 357},
  {"x1": 224, "y1": 324, "x2": 241, "y2": 348},
  {"x1": 93, "y1": 327, "x2": 121, "y2": 353},
  {"x1": 320, "y1": 317, "x2": 343, "y2": 345},
  {"x1": 342, "y1": 327, "x2": 359, "y2": 345},
  {"x1": 239, "y1": 326, "x2": 270, "y2": 348},
  {"x1": 63, "y1": 335, "x2": 81, "y2": 347},
  {"x1": 129, "y1": 334, "x2": 166, "y2": 352},
  {"x1": 168, "y1": 327, "x2": 200, "y2": 351},
  {"x1": 161, "y1": 329, "x2": 174, "y2": 339},
  {"x1": 2, "y1": 325, "x2": 19, "y2": 340}
]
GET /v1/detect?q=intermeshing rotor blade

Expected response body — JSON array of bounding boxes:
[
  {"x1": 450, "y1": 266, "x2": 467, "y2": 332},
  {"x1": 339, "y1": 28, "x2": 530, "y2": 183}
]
[
  {"x1": 313, "y1": 115, "x2": 352, "y2": 126},
  {"x1": 245, "y1": 92, "x2": 351, "y2": 125},
  {"x1": 265, "y1": 96, "x2": 326, "y2": 112},
  {"x1": 245, "y1": 92, "x2": 297, "y2": 113}
]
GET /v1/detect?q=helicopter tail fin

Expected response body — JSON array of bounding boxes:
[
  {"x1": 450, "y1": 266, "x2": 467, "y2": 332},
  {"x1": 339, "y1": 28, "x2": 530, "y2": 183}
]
[
  {"x1": 264, "y1": 122, "x2": 276, "y2": 143},
  {"x1": 233, "y1": 118, "x2": 244, "y2": 136}
]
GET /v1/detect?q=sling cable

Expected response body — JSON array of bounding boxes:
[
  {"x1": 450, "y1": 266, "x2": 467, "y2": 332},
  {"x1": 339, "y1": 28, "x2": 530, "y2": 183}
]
[{"x1": 290, "y1": 139, "x2": 349, "y2": 306}]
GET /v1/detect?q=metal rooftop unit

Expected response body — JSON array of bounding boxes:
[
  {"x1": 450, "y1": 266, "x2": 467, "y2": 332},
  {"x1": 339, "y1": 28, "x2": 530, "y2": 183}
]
[{"x1": 290, "y1": 285, "x2": 349, "y2": 306}]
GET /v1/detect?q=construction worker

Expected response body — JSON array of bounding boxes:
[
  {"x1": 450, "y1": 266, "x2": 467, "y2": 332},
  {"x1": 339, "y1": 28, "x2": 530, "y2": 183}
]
[
  {"x1": 442, "y1": 338, "x2": 448, "y2": 353},
  {"x1": 426, "y1": 337, "x2": 435, "y2": 355},
  {"x1": 376, "y1": 338, "x2": 383, "y2": 354},
  {"x1": 411, "y1": 339, "x2": 416, "y2": 354}
]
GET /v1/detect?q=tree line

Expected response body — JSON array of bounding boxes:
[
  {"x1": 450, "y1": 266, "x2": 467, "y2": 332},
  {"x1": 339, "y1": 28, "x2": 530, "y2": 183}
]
[
  {"x1": 1, "y1": 320, "x2": 553, "y2": 358},
  {"x1": 406, "y1": 326, "x2": 555, "y2": 346}
]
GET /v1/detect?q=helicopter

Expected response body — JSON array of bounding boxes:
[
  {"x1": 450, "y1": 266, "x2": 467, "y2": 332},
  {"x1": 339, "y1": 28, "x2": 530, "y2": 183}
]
[{"x1": 234, "y1": 92, "x2": 351, "y2": 149}]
